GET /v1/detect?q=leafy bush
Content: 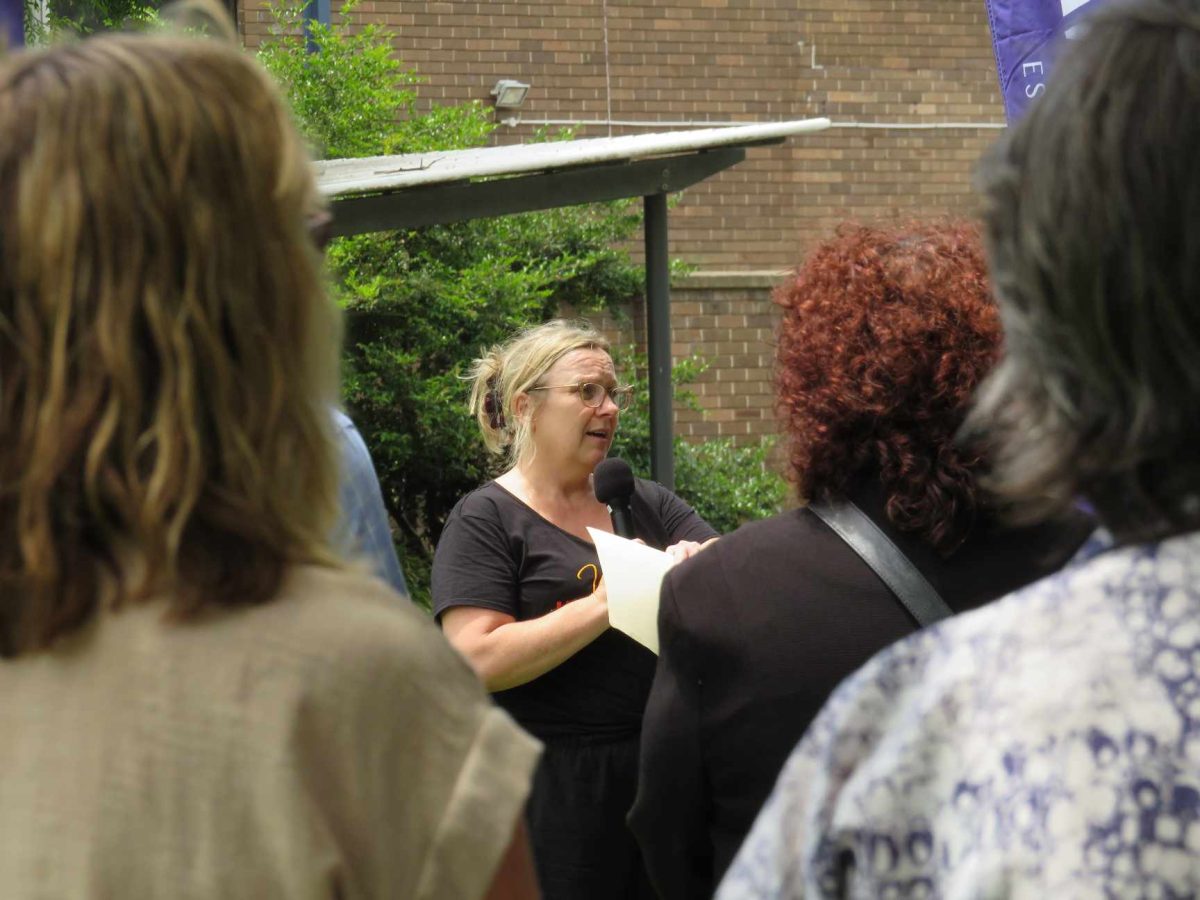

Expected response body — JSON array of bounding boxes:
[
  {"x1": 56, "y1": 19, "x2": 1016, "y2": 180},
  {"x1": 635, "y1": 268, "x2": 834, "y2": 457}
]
[
  {"x1": 259, "y1": 2, "x2": 784, "y2": 606},
  {"x1": 259, "y1": 0, "x2": 513, "y2": 163},
  {"x1": 23, "y1": 0, "x2": 158, "y2": 42},
  {"x1": 610, "y1": 355, "x2": 786, "y2": 535}
]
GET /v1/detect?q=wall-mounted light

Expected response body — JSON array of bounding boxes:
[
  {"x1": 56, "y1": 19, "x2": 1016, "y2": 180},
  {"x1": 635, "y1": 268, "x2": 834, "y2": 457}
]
[{"x1": 491, "y1": 79, "x2": 531, "y2": 109}]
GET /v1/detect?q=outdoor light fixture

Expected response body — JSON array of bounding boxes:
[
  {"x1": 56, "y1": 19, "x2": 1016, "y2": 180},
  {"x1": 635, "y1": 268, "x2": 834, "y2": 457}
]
[{"x1": 491, "y1": 79, "x2": 531, "y2": 109}]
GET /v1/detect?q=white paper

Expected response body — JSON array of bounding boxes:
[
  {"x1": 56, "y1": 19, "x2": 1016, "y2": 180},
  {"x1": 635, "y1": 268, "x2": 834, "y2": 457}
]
[{"x1": 587, "y1": 527, "x2": 674, "y2": 654}]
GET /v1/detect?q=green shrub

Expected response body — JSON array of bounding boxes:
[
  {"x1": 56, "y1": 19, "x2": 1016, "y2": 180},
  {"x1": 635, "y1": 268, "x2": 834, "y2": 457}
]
[
  {"x1": 259, "y1": 2, "x2": 783, "y2": 606},
  {"x1": 22, "y1": 0, "x2": 159, "y2": 42}
]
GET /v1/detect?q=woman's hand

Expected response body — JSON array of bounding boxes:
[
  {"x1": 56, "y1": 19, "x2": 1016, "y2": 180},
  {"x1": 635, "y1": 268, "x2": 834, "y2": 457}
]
[{"x1": 664, "y1": 536, "x2": 719, "y2": 565}]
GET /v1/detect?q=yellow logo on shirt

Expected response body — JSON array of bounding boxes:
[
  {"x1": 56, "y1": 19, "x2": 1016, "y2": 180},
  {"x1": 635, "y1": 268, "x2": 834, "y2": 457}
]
[{"x1": 552, "y1": 562, "x2": 601, "y2": 610}]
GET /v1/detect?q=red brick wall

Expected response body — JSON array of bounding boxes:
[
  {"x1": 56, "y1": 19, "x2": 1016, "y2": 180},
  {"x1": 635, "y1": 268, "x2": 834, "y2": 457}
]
[
  {"x1": 666, "y1": 274, "x2": 781, "y2": 442},
  {"x1": 567, "y1": 273, "x2": 783, "y2": 447},
  {"x1": 241, "y1": 0, "x2": 1005, "y2": 270},
  {"x1": 239, "y1": 1, "x2": 1003, "y2": 447}
]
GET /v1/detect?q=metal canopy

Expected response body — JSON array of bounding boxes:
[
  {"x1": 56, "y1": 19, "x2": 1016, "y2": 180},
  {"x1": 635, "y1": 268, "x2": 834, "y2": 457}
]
[{"x1": 316, "y1": 118, "x2": 831, "y2": 489}]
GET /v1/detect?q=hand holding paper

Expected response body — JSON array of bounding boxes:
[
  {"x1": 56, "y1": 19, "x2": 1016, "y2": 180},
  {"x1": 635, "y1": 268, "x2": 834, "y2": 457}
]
[{"x1": 587, "y1": 528, "x2": 675, "y2": 654}]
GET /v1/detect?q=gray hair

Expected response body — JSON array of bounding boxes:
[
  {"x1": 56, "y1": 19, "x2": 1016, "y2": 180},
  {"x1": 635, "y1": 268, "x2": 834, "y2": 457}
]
[{"x1": 967, "y1": 0, "x2": 1200, "y2": 540}]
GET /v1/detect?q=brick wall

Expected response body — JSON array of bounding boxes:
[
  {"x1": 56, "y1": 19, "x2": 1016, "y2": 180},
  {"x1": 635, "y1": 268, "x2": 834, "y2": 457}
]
[
  {"x1": 568, "y1": 272, "x2": 783, "y2": 447},
  {"x1": 239, "y1": 0, "x2": 1003, "y2": 448},
  {"x1": 241, "y1": 0, "x2": 1005, "y2": 269}
]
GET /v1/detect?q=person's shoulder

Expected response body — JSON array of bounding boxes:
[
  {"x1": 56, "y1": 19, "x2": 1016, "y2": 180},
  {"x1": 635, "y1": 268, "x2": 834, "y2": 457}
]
[
  {"x1": 659, "y1": 510, "x2": 800, "y2": 623},
  {"x1": 636, "y1": 475, "x2": 706, "y2": 503},
  {"x1": 820, "y1": 533, "x2": 1170, "y2": 739},
  {"x1": 249, "y1": 565, "x2": 478, "y2": 688},
  {"x1": 449, "y1": 481, "x2": 511, "y2": 522},
  {"x1": 762, "y1": 534, "x2": 1200, "y2": 894},
  {"x1": 928, "y1": 529, "x2": 1163, "y2": 651},
  {"x1": 331, "y1": 408, "x2": 369, "y2": 457},
  {"x1": 713, "y1": 504, "x2": 837, "y2": 546},
  {"x1": 666, "y1": 508, "x2": 816, "y2": 584},
  {"x1": 632, "y1": 477, "x2": 719, "y2": 540},
  {"x1": 632, "y1": 476, "x2": 695, "y2": 505},
  {"x1": 633, "y1": 476, "x2": 665, "y2": 495},
  {"x1": 631, "y1": 476, "x2": 672, "y2": 513},
  {"x1": 276, "y1": 565, "x2": 429, "y2": 644},
  {"x1": 719, "y1": 506, "x2": 819, "y2": 549}
]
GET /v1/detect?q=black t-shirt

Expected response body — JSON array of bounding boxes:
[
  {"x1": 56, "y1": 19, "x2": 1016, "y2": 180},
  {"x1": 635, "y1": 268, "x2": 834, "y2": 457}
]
[{"x1": 432, "y1": 478, "x2": 717, "y2": 742}]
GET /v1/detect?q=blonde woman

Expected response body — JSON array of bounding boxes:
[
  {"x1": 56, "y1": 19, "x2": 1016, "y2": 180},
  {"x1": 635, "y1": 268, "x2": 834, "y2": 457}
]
[
  {"x1": 432, "y1": 320, "x2": 718, "y2": 899},
  {"x1": 0, "y1": 23, "x2": 539, "y2": 900}
]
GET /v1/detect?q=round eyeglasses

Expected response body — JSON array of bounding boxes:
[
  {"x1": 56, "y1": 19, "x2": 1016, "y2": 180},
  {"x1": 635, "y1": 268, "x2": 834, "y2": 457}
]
[{"x1": 527, "y1": 381, "x2": 633, "y2": 410}]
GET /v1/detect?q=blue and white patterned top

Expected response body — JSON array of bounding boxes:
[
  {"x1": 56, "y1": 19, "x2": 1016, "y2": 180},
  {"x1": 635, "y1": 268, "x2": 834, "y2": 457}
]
[{"x1": 717, "y1": 529, "x2": 1200, "y2": 898}]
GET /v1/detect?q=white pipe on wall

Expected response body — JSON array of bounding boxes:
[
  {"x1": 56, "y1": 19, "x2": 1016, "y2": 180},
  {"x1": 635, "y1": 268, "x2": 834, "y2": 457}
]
[{"x1": 508, "y1": 118, "x2": 1006, "y2": 131}]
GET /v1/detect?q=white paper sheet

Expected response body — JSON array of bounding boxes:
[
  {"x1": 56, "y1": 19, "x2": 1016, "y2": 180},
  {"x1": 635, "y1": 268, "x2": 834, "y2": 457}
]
[{"x1": 587, "y1": 527, "x2": 675, "y2": 654}]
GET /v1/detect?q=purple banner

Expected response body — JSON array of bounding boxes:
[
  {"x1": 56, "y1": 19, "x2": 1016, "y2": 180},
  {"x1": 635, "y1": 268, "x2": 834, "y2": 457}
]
[
  {"x1": 985, "y1": 0, "x2": 1112, "y2": 121},
  {"x1": 1, "y1": 0, "x2": 23, "y2": 50}
]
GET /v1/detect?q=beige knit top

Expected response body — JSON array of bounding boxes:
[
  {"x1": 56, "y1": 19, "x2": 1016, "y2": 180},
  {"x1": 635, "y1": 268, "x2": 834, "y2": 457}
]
[{"x1": 0, "y1": 565, "x2": 541, "y2": 899}]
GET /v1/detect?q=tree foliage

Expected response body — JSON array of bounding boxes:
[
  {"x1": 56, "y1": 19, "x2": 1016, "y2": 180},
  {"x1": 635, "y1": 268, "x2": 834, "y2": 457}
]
[
  {"x1": 23, "y1": 0, "x2": 159, "y2": 41},
  {"x1": 259, "y1": 2, "x2": 785, "y2": 605}
]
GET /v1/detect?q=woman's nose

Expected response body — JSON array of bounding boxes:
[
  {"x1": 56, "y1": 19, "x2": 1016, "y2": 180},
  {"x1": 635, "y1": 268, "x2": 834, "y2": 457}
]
[{"x1": 597, "y1": 391, "x2": 620, "y2": 414}]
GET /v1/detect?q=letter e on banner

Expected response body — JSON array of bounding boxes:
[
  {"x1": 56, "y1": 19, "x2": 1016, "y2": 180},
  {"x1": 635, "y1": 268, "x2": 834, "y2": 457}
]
[{"x1": 984, "y1": 0, "x2": 1114, "y2": 121}]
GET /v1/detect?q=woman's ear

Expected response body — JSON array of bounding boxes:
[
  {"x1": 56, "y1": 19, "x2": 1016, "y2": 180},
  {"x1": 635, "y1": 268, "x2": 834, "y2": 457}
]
[{"x1": 513, "y1": 391, "x2": 532, "y2": 426}]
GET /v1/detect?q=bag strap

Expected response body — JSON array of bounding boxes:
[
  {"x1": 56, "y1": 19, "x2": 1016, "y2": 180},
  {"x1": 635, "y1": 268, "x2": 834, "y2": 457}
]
[{"x1": 808, "y1": 498, "x2": 954, "y2": 628}]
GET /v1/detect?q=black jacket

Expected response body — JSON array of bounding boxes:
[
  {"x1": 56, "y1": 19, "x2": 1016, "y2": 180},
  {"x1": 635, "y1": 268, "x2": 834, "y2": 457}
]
[{"x1": 628, "y1": 484, "x2": 1092, "y2": 899}]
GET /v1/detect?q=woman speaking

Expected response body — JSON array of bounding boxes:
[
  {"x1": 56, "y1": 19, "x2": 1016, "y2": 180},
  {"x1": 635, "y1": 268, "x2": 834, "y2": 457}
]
[{"x1": 433, "y1": 320, "x2": 717, "y2": 899}]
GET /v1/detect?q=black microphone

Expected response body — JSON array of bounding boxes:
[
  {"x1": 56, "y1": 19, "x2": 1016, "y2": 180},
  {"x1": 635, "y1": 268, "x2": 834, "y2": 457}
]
[{"x1": 593, "y1": 458, "x2": 636, "y2": 539}]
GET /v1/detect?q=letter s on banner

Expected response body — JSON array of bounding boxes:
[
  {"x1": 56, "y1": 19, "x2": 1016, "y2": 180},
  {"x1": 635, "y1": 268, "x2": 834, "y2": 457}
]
[{"x1": 984, "y1": 0, "x2": 1112, "y2": 122}]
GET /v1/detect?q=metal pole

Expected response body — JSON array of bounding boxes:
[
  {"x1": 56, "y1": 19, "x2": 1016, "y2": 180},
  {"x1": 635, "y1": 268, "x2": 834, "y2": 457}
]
[{"x1": 643, "y1": 192, "x2": 673, "y2": 489}]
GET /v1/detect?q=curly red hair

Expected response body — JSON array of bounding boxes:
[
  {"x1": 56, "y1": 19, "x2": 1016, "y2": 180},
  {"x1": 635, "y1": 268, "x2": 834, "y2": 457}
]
[{"x1": 775, "y1": 221, "x2": 1001, "y2": 554}]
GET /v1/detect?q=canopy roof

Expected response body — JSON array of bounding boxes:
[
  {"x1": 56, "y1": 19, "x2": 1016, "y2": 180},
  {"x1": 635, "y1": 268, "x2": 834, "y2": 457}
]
[
  {"x1": 316, "y1": 119, "x2": 829, "y2": 237},
  {"x1": 318, "y1": 120, "x2": 830, "y2": 195},
  {"x1": 315, "y1": 118, "x2": 832, "y2": 486}
]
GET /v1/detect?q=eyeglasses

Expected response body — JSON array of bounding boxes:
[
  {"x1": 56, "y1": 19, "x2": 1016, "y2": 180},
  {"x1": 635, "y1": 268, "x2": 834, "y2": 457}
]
[{"x1": 527, "y1": 382, "x2": 633, "y2": 410}]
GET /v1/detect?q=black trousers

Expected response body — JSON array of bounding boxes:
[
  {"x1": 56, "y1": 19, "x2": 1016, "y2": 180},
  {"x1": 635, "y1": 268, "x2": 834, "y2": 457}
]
[{"x1": 526, "y1": 734, "x2": 657, "y2": 900}]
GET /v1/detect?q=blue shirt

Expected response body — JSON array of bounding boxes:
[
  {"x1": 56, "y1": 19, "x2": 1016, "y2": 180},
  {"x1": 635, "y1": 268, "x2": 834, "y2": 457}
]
[{"x1": 333, "y1": 409, "x2": 409, "y2": 599}]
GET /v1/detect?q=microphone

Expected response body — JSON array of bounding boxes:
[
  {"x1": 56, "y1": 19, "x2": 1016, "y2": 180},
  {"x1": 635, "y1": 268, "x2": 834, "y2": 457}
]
[{"x1": 593, "y1": 458, "x2": 636, "y2": 539}]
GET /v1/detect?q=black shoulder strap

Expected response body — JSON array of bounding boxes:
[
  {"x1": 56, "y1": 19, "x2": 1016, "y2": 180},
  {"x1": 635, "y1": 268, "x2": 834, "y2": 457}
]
[{"x1": 808, "y1": 498, "x2": 954, "y2": 628}]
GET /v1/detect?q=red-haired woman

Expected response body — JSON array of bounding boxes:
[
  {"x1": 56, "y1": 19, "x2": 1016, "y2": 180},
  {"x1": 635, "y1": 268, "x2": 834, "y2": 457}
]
[{"x1": 628, "y1": 222, "x2": 1093, "y2": 900}]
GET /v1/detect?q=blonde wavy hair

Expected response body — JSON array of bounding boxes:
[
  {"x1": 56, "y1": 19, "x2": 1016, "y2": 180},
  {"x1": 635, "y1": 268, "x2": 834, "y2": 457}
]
[
  {"x1": 468, "y1": 320, "x2": 611, "y2": 467},
  {"x1": 0, "y1": 28, "x2": 341, "y2": 653}
]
